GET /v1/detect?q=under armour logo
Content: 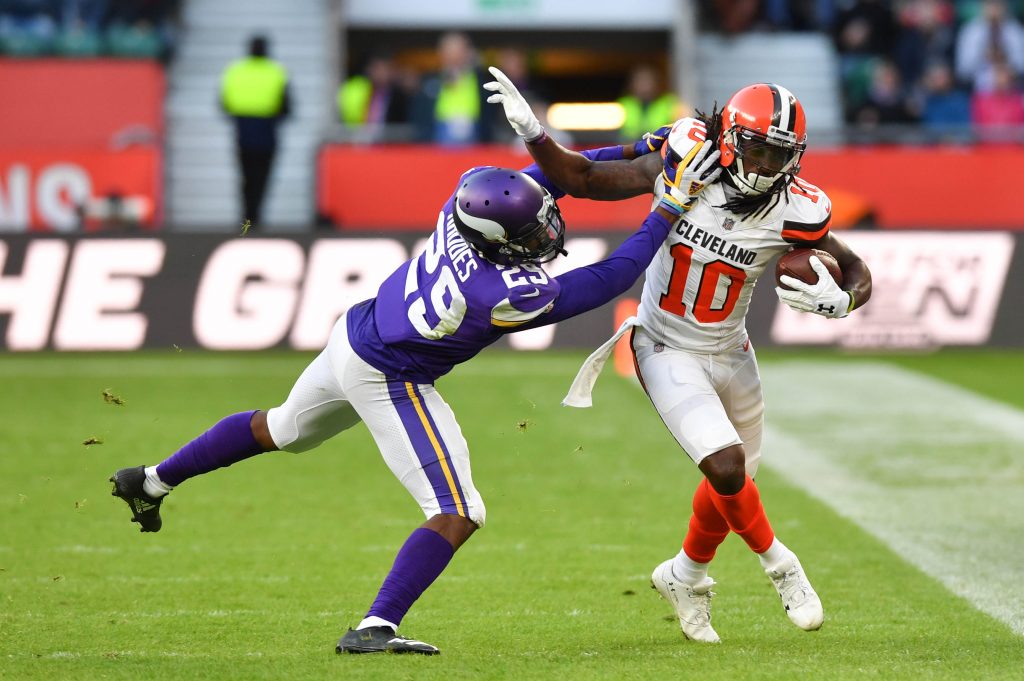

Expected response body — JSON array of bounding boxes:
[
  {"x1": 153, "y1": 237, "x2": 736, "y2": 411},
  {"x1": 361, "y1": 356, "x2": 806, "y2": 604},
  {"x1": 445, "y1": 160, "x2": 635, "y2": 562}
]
[{"x1": 817, "y1": 304, "x2": 836, "y2": 314}]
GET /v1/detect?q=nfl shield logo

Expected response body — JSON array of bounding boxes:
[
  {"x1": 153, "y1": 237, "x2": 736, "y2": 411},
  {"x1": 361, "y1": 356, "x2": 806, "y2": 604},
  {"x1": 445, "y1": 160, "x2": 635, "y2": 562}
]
[{"x1": 723, "y1": 218, "x2": 735, "y2": 231}]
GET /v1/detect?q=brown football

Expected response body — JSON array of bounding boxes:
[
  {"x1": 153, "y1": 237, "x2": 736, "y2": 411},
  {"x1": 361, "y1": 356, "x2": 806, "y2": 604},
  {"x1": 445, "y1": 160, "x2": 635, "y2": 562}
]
[{"x1": 776, "y1": 248, "x2": 843, "y2": 290}]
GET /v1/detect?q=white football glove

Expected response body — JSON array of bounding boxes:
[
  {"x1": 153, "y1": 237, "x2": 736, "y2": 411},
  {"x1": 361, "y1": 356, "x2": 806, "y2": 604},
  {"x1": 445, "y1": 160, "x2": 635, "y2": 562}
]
[
  {"x1": 483, "y1": 66, "x2": 544, "y2": 142},
  {"x1": 775, "y1": 256, "x2": 852, "y2": 319}
]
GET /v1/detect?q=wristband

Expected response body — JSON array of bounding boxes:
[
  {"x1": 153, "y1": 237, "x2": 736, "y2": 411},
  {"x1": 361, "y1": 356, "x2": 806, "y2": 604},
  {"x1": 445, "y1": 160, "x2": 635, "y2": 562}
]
[
  {"x1": 658, "y1": 195, "x2": 690, "y2": 216},
  {"x1": 845, "y1": 290, "x2": 856, "y2": 313},
  {"x1": 525, "y1": 129, "x2": 548, "y2": 145}
]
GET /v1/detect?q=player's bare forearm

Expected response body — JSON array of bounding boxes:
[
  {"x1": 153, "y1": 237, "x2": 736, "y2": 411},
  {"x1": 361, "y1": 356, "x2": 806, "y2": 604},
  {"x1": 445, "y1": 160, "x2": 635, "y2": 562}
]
[
  {"x1": 526, "y1": 137, "x2": 661, "y2": 200},
  {"x1": 816, "y1": 233, "x2": 872, "y2": 310}
]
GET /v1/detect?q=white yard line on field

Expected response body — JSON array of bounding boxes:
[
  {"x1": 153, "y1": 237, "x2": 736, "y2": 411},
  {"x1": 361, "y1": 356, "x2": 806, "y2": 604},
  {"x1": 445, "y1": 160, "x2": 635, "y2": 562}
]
[{"x1": 759, "y1": 361, "x2": 1024, "y2": 636}]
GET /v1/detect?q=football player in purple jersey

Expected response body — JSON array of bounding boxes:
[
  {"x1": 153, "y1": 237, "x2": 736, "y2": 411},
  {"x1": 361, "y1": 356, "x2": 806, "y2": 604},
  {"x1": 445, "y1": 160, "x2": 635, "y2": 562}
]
[{"x1": 109, "y1": 129, "x2": 721, "y2": 655}]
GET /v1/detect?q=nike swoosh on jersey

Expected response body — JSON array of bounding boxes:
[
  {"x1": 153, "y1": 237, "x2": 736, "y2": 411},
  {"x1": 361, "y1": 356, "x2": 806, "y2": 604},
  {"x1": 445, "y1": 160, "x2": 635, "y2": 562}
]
[{"x1": 520, "y1": 288, "x2": 541, "y2": 298}]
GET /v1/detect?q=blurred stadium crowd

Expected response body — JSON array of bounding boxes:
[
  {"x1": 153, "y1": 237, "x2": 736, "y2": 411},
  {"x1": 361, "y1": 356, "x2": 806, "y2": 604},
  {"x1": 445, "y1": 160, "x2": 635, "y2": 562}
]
[
  {"x1": 6, "y1": 1, "x2": 1022, "y2": 140},
  {"x1": 0, "y1": 0, "x2": 178, "y2": 59},
  {"x1": 336, "y1": 0, "x2": 1024, "y2": 145},
  {"x1": 706, "y1": 0, "x2": 1024, "y2": 133}
]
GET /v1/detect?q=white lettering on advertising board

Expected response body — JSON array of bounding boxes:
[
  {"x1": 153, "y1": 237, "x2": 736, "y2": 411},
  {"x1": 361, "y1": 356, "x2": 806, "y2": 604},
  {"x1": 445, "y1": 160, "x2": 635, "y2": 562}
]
[
  {"x1": 53, "y1": 239, "x2": 165, "y2": 350},
  {"x1": 0, "y1": 163, "x2": 92, "y2": 232},
  {"x1": 290, "y1": 240, "x2": 407, "y2": 350},
  {"x1": 193, "y1": 240, "x2": 306, "y2": 349},
  {"x1": 0, "y1": 240, "x2": 69, "y2": 349},
  {"x1": 770, "y1": 232, "x2": 1015, "y2": 348}
]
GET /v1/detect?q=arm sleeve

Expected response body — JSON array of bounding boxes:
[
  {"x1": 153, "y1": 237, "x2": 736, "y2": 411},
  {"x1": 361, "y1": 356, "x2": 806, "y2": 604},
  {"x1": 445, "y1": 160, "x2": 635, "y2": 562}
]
[
  {"x1": 519, "y1": 145, "x2": 626, "y2": 199},
  {"x1": 490, "y1": 279, "x2": 560, "y2": 328},
  {"x1": 520, "y1": 211, "x2": 672, "y2": 328}
]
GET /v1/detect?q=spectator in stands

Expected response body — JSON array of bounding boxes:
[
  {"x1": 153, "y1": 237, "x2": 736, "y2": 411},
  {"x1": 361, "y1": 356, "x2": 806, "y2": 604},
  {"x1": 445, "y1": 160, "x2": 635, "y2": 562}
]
[
  {"x1": 702, "y1": 0, "x2": 761, "y2": 34},
  {"x1": 617, "y1": 64, "x2": 681, "y2": 142},
  {"x1": 971, "y1": 60, "x2": 1024, "y2": 134},
  {"x1": 955, "y1": 0, "x2": 1024, "y2": 92},
  {"x1": 338, "y1": 53, "x2": 412, "y2": 143},
  {"x1": 914, "y1": 61, "x2": 972, "y2": 135},
  {"x1": 0, "y1": 0, "x2": 58, "y2": 55},
  {"x1": 55, "y1": 0, "x2": 105, "y2": 56},
  {"x1": 220, "y1": 34, "x2": 292, "y2": 228},
  {"x1": 413, "y1": 31, "x2": 494, "y2": 145},
  {"x1": 103, "y1": 0, "x2": 177, "y2": 60},
  {"x1": 834, "y1": 0, "x2": 900, "y2": 121},
  {"x1": 61, "y1": 0, "x2": 107, "y2": 30},
  {"x1": 852, "y1": 58, "x2": 917, "y2": 128},
  {"x1": 894, "y1": 0, "x2": 956, "y2": 88},
  {"x1": 762, "y1": 0, "x2": 836, "y2": 32}
]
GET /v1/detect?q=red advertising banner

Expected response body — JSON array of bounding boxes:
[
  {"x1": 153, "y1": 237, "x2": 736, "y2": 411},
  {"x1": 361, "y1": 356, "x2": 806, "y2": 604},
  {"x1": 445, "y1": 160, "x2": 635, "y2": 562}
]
[
  {"x1": 0, "y1": 60, "x2": 165, "y2": 149},
  {"x1": 318, "y1": 144, "x2": 1024, "y2": 230},
  {"x1": 317, "y1": 144, "x2": 653, "y2": 231},
  {"x1": 0, "y1": 148, "x2": 162, "y2": 231}
]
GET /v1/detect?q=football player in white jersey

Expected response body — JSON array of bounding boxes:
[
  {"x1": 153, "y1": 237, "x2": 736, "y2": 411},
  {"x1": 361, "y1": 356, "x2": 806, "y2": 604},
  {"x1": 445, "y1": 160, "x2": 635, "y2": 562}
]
[{"x1": 486, "y1": 69, "x2": 873, "y2": 642}]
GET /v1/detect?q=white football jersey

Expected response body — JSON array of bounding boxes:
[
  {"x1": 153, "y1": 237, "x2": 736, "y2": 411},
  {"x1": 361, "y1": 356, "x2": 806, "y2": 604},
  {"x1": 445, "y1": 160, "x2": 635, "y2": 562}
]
[{"x1": 638, "y1": 118, "x2": 832, "y2": 353}]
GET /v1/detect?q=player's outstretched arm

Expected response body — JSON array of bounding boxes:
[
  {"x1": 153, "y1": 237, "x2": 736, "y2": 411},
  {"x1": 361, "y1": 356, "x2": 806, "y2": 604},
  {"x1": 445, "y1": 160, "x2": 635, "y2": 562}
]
[
  {"x1": 525, "y1": 135, "x2": 663, "y2": 200},
  {"x1": 484, "y1": 66, "x2": 663, "y2": 200},
  {"x1": 514, "y1": 204, "x2": 678, "y2": 331}
]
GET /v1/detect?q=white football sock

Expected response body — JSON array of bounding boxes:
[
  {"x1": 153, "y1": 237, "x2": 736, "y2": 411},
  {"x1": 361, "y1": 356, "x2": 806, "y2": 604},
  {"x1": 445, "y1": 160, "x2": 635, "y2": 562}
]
[
  {"x1": 671, "y1": 549, "x2": 710, "y2": 586},
  {"x1": 143, "y1": 466, "x2": 173, "y2": 498},
  {"x1": 357, "y1": 616, "x2": 397, "y2": 632},
  {"x1": 757, "y1": 538, "x2": 793, "y2": 573}
]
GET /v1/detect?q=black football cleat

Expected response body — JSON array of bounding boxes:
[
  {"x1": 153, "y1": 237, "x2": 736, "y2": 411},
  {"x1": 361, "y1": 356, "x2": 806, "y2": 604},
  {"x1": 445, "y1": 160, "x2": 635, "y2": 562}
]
[
  {"x1": 336, "y1": 627, "x2": 439, "y2": 655},
  {"x1": 109, "y1": 465, "x2": 163, "y2": 532}
]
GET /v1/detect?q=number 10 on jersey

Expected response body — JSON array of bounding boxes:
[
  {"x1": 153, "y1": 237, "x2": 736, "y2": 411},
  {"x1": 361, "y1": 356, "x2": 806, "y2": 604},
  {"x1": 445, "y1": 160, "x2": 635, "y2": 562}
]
[{"x1": 658, "y1": 244, "x2": 747, "y2": 323}]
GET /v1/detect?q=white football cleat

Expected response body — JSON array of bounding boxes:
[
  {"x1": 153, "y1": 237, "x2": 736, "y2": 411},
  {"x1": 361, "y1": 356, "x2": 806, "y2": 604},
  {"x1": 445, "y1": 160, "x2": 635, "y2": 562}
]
[
  {"x1": 651, "y1": 559, "x2": 721, "y2": 643},
  {"x1": 766, "y1": 555, "x2": 823, "y2": 631}
]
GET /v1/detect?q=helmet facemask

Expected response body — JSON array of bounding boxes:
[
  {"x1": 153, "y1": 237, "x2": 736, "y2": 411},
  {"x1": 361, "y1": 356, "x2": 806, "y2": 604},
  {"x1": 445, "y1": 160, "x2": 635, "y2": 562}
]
[
  {"x1": 495, "y1": 190, "x2": 566, "y2": 265},
  {"x1": 724, "y1": 125, "x2": 805, "y2": 196}
]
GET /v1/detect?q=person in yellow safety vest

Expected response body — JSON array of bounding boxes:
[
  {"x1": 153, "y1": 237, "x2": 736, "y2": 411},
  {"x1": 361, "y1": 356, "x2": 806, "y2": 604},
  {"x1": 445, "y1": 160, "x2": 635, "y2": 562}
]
[
  {"x1": 413, "y1": 32, "x2": 494, "y2": 145},
  {"x1": 618, "y1": 65, "x2": 682, "y2": 142},
  {"x1": 220, "y1": 34, "x2": 292, "y2": 228},
  {"x1": 337, "y1": 53, "x2": 412, "y2": 141}
]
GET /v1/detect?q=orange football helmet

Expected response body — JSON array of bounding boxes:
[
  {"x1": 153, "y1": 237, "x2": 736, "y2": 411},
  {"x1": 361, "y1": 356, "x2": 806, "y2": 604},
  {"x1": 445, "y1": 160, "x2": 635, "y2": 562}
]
[{"x1": 719, "y1": 83, "x2": 807, "y2": 196}]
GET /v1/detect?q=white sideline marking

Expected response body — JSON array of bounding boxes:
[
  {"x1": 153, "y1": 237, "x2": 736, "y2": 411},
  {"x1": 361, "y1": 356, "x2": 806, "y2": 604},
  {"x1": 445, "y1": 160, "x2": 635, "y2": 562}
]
[{"x1": 760, "y1": 361, "x2": 1024, "y2": 636}]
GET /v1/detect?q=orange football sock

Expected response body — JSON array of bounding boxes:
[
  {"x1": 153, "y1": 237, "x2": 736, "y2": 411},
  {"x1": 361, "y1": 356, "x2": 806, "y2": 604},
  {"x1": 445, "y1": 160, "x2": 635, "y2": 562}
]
[
  {"x1": 708, "y1": 475, "x2": 775, "y2": 554},
  {"x1": 682, "y1": 478, "x2": 730, "y2": 563}
]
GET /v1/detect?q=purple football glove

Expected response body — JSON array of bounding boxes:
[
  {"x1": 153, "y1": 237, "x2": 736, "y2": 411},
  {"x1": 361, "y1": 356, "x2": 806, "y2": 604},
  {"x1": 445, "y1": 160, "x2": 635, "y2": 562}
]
[{"x1": 632, "y1": 125, "x2": 672, "y2": 157}]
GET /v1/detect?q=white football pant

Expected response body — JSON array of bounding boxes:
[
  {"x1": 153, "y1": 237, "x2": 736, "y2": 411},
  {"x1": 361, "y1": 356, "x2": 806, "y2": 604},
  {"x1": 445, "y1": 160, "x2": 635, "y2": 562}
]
[
  {"x1": 630, "y1": 327, "x2": 764, "y2": 475},
  {"x1": 265, "y1": 315, "x2": 486, "y2": 526}
]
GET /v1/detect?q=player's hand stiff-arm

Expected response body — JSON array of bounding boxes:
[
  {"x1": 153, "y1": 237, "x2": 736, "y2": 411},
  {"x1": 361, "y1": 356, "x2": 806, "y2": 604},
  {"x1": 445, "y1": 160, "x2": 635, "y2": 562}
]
[
  {"x1": 485, "y1": 66, "x2": 663, "y2": 200},
  {"x1": 521, "y1": 208, "x2": 675, "y2": 329}
]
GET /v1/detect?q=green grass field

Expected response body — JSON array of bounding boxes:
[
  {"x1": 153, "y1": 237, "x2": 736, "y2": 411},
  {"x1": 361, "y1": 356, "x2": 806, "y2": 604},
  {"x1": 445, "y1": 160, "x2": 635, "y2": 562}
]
[{"x1": 2, "y1": 349, "x2": 1023, "y2": 680}]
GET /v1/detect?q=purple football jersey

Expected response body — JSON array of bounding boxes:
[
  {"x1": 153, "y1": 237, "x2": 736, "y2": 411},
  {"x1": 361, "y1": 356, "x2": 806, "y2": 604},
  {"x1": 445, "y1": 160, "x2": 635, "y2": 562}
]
[
  {"x1": 347, "y1": 167, "x2": 560, "y2": 383},
  {"x1": 346, "y1": 145, "x2": 671, "y2": 384}
]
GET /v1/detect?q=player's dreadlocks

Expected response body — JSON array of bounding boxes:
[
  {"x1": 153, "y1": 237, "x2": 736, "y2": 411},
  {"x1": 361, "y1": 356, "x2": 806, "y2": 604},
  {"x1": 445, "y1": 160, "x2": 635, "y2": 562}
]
[{"x1": 696, "y1": 105, "x2": 790, "y2": 222}]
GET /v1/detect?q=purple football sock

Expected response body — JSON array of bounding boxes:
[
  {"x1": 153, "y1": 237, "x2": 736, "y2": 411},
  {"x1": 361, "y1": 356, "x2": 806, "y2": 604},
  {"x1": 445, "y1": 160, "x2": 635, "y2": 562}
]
[
  {"x1": 155, "y1": 411, "x2": 266, "y2": 487},
  {"x1": 366, "y1": 527, "x2": 456, "y2": 628}
]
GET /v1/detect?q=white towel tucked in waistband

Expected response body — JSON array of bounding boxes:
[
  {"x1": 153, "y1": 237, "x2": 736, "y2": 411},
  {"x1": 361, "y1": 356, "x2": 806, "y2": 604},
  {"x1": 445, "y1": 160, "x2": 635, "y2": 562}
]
[{"x1": 561, "y1": 316, "x2": 639, "y2": 408}]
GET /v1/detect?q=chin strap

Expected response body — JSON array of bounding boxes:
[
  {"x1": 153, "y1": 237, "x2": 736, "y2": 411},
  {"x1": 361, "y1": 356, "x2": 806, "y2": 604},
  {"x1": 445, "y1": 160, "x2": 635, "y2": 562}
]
[{"x1": 718, "y1": 174, "x2": 789, "y2": 219}]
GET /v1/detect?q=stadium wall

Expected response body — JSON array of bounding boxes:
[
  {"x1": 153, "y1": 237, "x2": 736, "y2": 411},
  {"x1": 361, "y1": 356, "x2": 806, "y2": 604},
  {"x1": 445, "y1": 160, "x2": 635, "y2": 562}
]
[
  {"x1": 0, "y1": 231, "x2": 1019, "y2": 352},
  {"x1": 318, "y1": 145, "x2": 1024, "y2": 230}
]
